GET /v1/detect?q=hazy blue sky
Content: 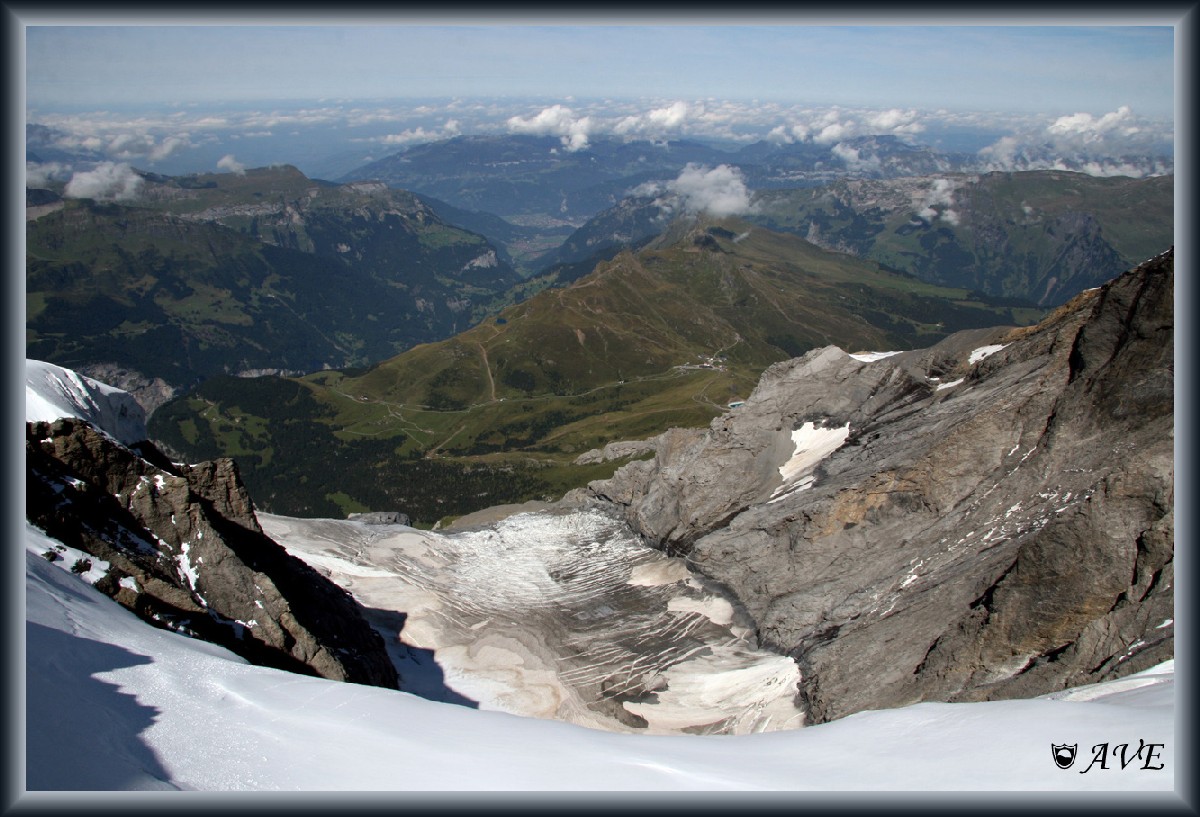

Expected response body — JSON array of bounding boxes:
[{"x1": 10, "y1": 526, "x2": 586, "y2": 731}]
[{"x1": 25, "y1": 21, "x2": 1175, "y2": 117}]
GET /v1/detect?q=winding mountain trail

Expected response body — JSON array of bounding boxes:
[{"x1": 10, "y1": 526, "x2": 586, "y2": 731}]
[{"x1": 477, "y1": 342, "x2": 497, "y2": 402}]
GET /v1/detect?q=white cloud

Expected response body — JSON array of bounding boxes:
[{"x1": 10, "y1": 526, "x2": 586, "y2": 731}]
[
  {"x1": 104, "y1": 132, "x2": 148, "y2": 159},
  {"x1": 506, "y1": 104, "x2": 593, "y2": 152},
  {"x1": 814, "y1": 121, "x2": 856, "y2": 145},
  {"x1": 381, "y1": 118, "x2": 463, "y2": 146},
  {"x1": 660, "y1": 163, "x2": 755, "y2": 218},
  {"x1": 26, "y1": 161, "x2": 73, "y2": 187},
  {"x1": 1047, "y1": 105, "x2": 1138, "y2": 143},
  {"x1": 914, "y1": 178, "x2": 961, "y2": 225},
  {"x1": 765, "y1": 125, "x2": 791, "y2": 144},
  {"x1": 630, "y1": 179, "x2": 666, "y2": 199},
  {"x1": 1077, "y1": 159, "x2": 1170, "y2": 178},
  {"x1": 614, "y1": 101, "x2": 690, "y2": 137},
  {"x1": 381, "y1": 127, "x2": 440, "y2": 145},
  {"x1": 978, "y1": 106, "x2": 1170, "y2": 178},
  {"x1": 35, "y1": 122, "x2": 195, "y2": 164},
  {"x1": 831, "y1": 143, "x2": 881, "y2": 172},
  {"x1": 978, "y1": 135, "x2": 1023, "y2": 167},
  {"x1": 761, "y1": 106, "x2": 925, "y2": 148},
  {"x1": 27, "y1": 98, "x2": 1171, "y2": 183},
  {"x1": 148, "y1": 134, "x2": 191, "y2": 161},
  {"x1": 217, "y1": 154, "x2": 246, "y2": 175},
  {"x1": 865, "y1": 108, "x2": 924, "y2": 136},
  {"x1": 63, "y1": 162, "x2": 143, "y2": 200},
  {"x1": 765, "y1": 123, "x2": 813, "y2": 145}
]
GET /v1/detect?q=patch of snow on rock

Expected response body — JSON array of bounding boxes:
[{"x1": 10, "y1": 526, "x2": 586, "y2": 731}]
[
  {"x1": 968, "y1": 344, "x2": 1008, "y2": 365},
  {"x1": 628, "y1": 560, "x2": 693, "y2": 587},
  {"x1": 771, "y1": 422, "x2": 850, "y2": 501},
  {"x1": 668, "y1": 595, "x2": 735, "y2": 627},
  {"x1": 848, "y1": 350, "x2": 903, "y2": 362}
]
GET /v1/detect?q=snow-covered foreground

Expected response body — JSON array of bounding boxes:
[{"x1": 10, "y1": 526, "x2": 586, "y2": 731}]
[{"x1": 24, "y1": 521, "x2": 1176, "y2": 793}]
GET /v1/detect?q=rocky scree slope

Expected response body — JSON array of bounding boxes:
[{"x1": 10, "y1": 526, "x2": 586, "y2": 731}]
[
  {"x1": 26, "y1": 417, "x2": 399, "y2": 689},
  {"x1": 586, "y1": 249, "x2": 1173, "y2": 723}
]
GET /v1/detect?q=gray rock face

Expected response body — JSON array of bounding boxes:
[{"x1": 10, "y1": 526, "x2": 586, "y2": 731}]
[
  {"x1": 588, "y1": 249, "x2": 1173, "y2": 723},
  {"x1": 74, "y1": 362, "x2": 180, "y2": 418},
  {"x1": 26, "y1": 418, "x2": 399, "y2": 690},
  {"x1": 348, "y1": 511, "x2": 411, "y2": 526},
  {"x1": 573, "y1": 435, "x2": 665, "y2": 466}
]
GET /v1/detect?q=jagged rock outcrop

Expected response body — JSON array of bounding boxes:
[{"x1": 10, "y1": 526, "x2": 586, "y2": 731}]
[
  {"x1": 572, "y1": 430, "x2": 678, "y2": 466},
  {"x1": 75, "y1": 362, "x2": 180, "y2": 418},
  {"x1": 26, "y1": 418, "x2": 399, "y2": 689},
  {"x1": 347, "y1": 511, "x2": 410, "y2": 526},
  {"x1": 588, "y1": 249, "x2": 1173, "y2": 723}
]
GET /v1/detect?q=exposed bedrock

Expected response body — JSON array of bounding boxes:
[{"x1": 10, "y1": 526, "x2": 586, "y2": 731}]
[
  {"x1": 26, "y1": 418, "x2": 399, "y2": 689},
  {"x1": 587, "y1": 249, "x2": 1173, "y2": 723}
]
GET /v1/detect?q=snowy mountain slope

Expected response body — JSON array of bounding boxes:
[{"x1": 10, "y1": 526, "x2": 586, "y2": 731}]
[
  {"x1": 25, "y1": 358, "x2": 146, "y2": 445},
  {"x1": 23, "y1": 521, "x2": 1176, "y2": 793}
]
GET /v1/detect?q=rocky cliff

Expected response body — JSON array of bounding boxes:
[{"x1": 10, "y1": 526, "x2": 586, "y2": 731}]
[
  {"x1": 26, "y1": 417, "x2": 399, "y2": 689},
  {"x1": 587, "y1": 249, "x2": 1173, "y2": 722}
]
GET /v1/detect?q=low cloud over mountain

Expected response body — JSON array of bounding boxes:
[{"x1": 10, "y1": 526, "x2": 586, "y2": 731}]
[
  {"x1": 506, "y1": 103, "x2": 593, "y2": 152},
  {"x1": 634, "y1": 163, "x2": 756, "y2": 218},
  {"x1": 216, "y1": 153, "x2": 246, "y2": 175},
  {"x1": 978, "y1": 105, "x2": 1171, "y2": 178},
  {"x1": 62, "y1": 161, "x2": 143, "y2": 201}
]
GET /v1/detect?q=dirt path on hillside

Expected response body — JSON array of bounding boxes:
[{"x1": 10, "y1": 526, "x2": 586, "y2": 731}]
[{"x1": 477, "y1": 342, "x2": 497, "y2": 402}]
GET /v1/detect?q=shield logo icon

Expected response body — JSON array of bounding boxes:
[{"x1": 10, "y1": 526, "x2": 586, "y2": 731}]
[{"x1": 1052, "y1": 743, "x2": 1077, "y2": 769}]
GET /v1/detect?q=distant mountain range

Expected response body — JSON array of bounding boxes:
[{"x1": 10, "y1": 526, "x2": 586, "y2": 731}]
[
  {"x1": 536, "y1": 171, "x2": 1173, "y2": 306},
  {"x1": 339, "y1": 134, "x2": 733, "y2": 221},
  {"x1": 338, "y1": 135, "x2": 1171, "y2": 292},
  {"x1": 751, "y1": 171, "x2": 1173, "y2": 306},
  {"x1": 338, "y1": 133, "x2": 987, "y2": 221}
]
